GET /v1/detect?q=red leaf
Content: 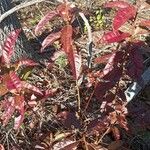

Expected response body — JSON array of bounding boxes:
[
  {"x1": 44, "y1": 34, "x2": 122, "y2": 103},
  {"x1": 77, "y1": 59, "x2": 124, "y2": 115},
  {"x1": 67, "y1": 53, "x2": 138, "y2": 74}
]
[
  {"x1": 3, "y1": 72, "x2": 22, "y2": 93},
  {"x1": 128, "y1": 49, "x2": 143, "y2": 79},
  {"x1": 61, "y1": 25, "x2": 81, "y2": 79},
  {"x1": 1, "y1": 95, "x2": 25, "y2": 129},
  {"x1": 35, "y1": 11, "x2": 58, "y2": 35},
  {"x1": 104, "y1": 1, "x2": 131, "y2": 9},
  {"x1": 61, "y1": 25, "x2": 73, "y2": 54},
  {"x1": 22, "y1": 81, "x2": 43, "y2": 95},
  {"x1": 101, "y1": 31, "x2": 130, "y2": 43},
  {"x1": 113, "y1": 6, "x2": 137, "y2": 30},
  {"x1": 94, "y1": 51, "x2": 123, "y2": 99},
  {"x1": 94, "y1": 53, "x2": 114, "y2": 64},
  {"x1": 41, "y1": 32, "x2": 61, "y2": 52},
  {"x1": 18, "y1": 59, "x2": 38, "y2": 67},
  {"x1": 111, "y1": 126, "x2": 120, "y2": 140},
  {"x1": 139, "y1": 20, "x2": 150, "y2": 27},
  {"x1": 101, "y1": 53, "x2": 116, "y2": 76},
  {"x1": 101, "y1": 51, "x2": 123, "y2": 80},
  {"x1": 2, "y1": 29, "x2": 21, "y2": 64}
]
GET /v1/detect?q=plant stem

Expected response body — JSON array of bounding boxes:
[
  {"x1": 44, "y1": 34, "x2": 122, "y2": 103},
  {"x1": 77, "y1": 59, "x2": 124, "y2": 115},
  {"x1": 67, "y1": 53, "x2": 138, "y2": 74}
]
[{"x1": 76, "y1": 80, "x2": 81, "y2": 116}]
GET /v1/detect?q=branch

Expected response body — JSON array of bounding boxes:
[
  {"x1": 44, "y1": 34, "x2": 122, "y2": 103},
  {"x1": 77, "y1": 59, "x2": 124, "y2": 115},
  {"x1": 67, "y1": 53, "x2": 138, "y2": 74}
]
[{"x1": 0, "y1": 0, "x2": 62, "y2": 23}]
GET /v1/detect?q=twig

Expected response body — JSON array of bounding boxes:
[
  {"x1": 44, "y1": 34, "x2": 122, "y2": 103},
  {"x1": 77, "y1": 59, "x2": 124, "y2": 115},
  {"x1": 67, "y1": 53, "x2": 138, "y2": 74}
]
[
  {"x1": 0, "y1": 0, "x2": 61, "y2": 23},
  {"x1": 79, "y1": 12, "x2": 93, "y2": 68}
]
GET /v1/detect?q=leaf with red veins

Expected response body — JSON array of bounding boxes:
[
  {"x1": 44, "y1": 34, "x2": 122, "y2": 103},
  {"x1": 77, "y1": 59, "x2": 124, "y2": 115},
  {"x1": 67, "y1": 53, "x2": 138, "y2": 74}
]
[
  {"x1": 18, "y1": 59, "x2": 39, "y2": 67},
  {"x1": 61, "y1": 25, "x2": 73, "y2": 54},
  {"x1": 35, "y1": 11, "x2": 58, "y2": 35},
  {"x1": 22, "y1": 81, "x2": 43, "y2": 95},
  {"x1": 101, "y1": 30, "x2": 130, "y2": 43},
  {"x1": 41, "y1": 32, "x2": 61, "y2": 52},
  {"x1": 104, "y1": 1, "x2": 131, "y2": 9},
  {"x1": 113, "y1": 6, "x2": 137, "y2": 30},
  {"x1": 2, "y1": 29, "x2": 21, "y2": 64},
  {"x1": 3, "y1": 72, "x2": 22, "y2": 93},
  {"x1": 61, "y1": 25, "x2": 81, "y2": 79},
  {"x1": 94, "y1": 53, "x2": 115, "y2": 64}
]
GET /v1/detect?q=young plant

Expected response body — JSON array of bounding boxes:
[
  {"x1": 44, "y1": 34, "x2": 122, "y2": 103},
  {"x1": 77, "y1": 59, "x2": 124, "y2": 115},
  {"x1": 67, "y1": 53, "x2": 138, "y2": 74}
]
[
  {"x1": 34, "y1": 0, "x2": 150, "y2": 147},
  {"x1": 0, "y1": 29, "x2": 44, "y2": 129}
]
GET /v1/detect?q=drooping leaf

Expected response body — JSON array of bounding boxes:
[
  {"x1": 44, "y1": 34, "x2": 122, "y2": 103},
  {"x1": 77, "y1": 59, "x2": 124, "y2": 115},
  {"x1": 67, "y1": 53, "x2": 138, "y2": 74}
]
[
  {"x1": 22, "y1": 81, "x2": 43, "y2": 95},
  {"x1": 94, "y1": 53, "x2": 114, "y2": 64},
  {"x1": 104, "y1": 1, "x2": 131, "y2": 9},
  {"x1": 101, "y1": 30, "x2": 130, "y2": 43},
  {"x1": 41, "y1": 32, "x2": 61, "y2": 52},
  {"x1": 2, "y1": 29, "x2": 21, "y2": 64},
  {"x1": 35, "y1": 11, "x2": 58, "y2": 35},
  {"x1": 61, "y1": 25, "x2": 80, "y2": 79},
  {"x1": 113, "y1": 6, "x2": 137, "y2": 30}
]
